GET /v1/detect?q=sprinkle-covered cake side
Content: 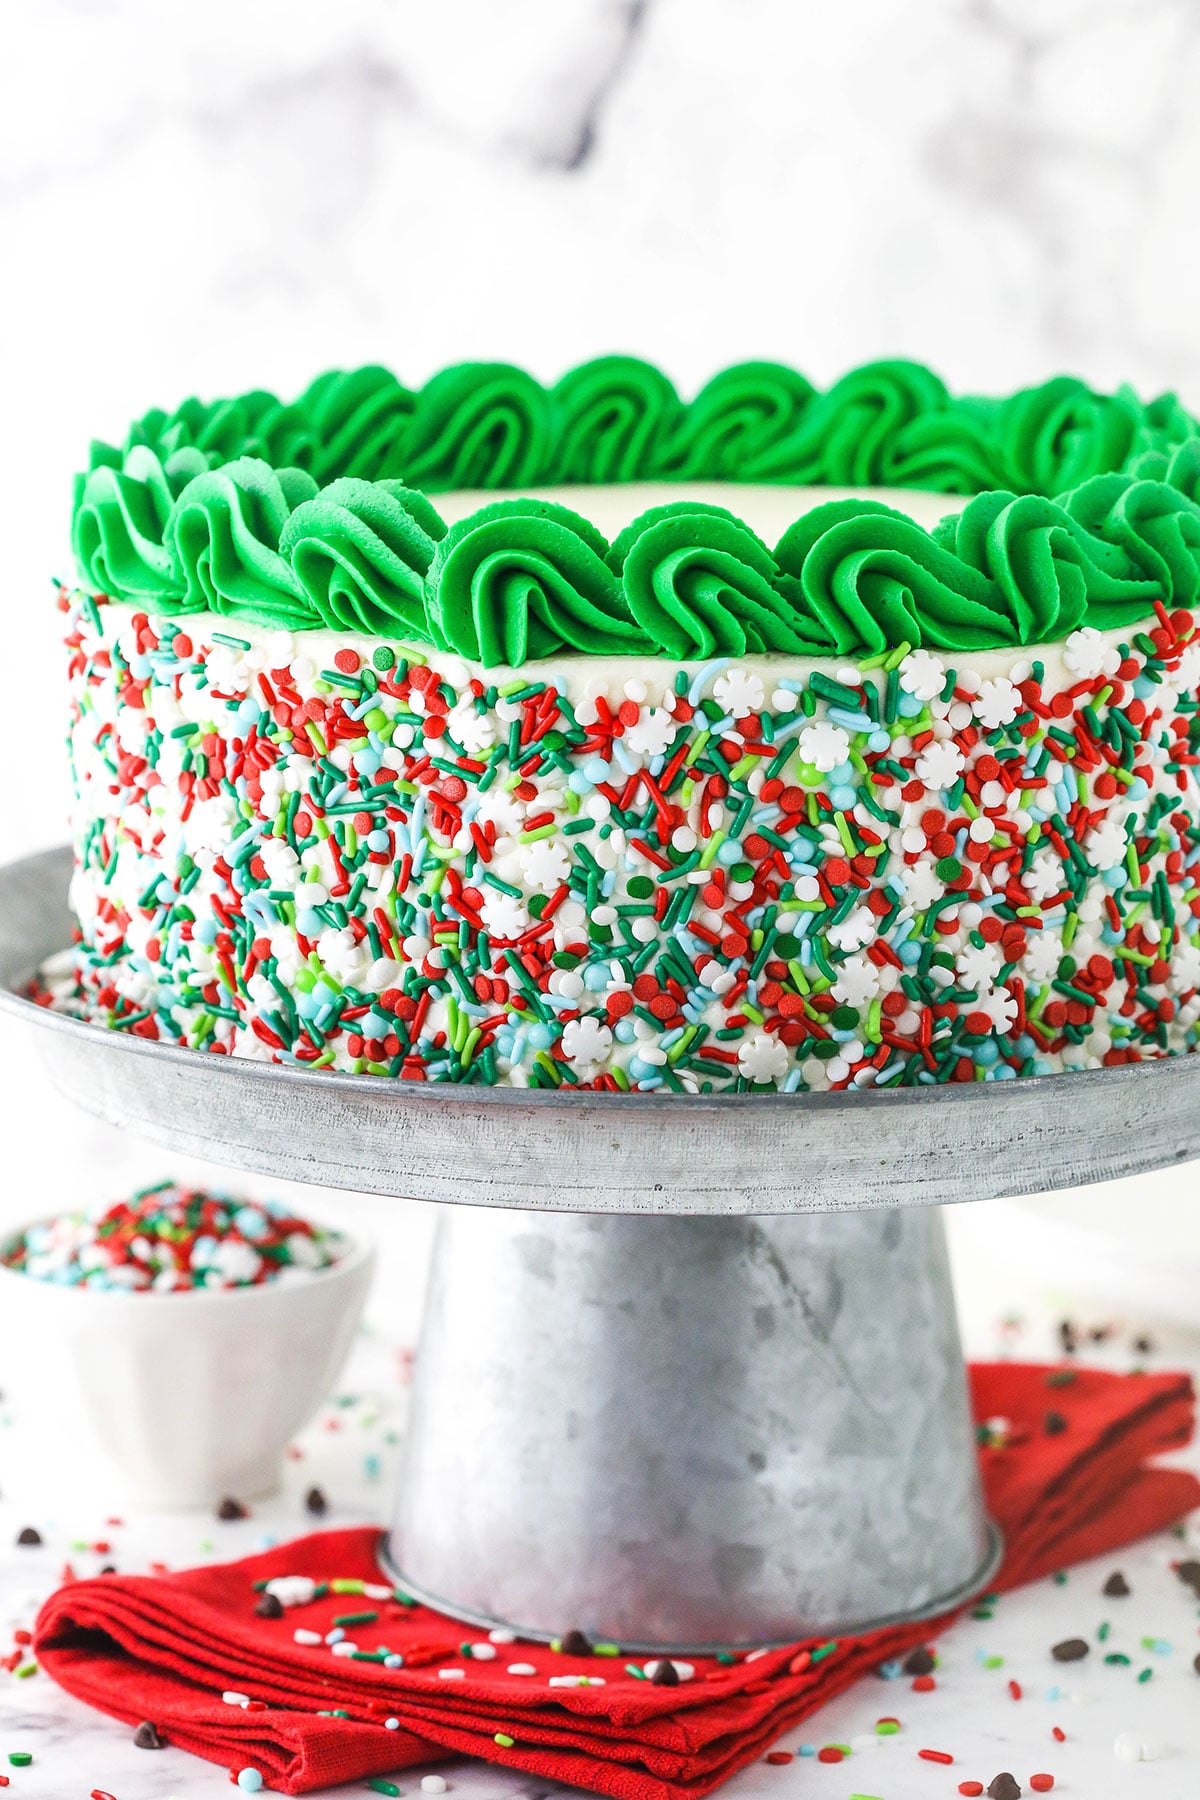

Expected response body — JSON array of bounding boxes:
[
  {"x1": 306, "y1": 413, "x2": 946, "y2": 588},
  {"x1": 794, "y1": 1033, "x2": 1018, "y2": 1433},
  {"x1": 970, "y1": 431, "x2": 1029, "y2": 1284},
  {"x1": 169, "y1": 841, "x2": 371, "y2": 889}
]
[{"x1": 49, "y1": 591, "x2": 1200, "y2": 1092}]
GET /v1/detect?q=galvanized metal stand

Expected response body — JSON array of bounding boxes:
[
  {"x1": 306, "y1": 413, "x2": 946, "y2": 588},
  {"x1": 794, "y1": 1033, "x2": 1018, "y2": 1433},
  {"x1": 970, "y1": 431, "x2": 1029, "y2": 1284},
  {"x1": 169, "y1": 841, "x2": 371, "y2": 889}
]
[
  {"x1": 6, "y1": 845, "x2": 1200, "y2": 1648},
  {"x1": 383, "y1": 1205, "x2": 997, "y2": 1649}
]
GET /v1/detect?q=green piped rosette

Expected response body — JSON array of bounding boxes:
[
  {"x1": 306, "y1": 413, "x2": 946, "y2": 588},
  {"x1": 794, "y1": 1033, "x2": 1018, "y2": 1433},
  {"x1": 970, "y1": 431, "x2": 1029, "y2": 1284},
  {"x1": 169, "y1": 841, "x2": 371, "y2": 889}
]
[{"x1": 72, "y1": 356, "x2": 1200, "y2": 667}]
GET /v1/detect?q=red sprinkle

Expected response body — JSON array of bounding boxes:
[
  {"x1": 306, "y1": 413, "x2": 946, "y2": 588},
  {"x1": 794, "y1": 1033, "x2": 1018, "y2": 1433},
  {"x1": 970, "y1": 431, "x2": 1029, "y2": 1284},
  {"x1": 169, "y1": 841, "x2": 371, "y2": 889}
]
[
  {"x1": 816, "y1": 1746, "x2": 844, "y2": 1763},
  {"x1": 958, "y1": 1786, "x2": 984, "y2": 1798},
  {"x1": 1029, "y1": 1778, "x2": 1055, "y2": 1793},
  {"x1": 1051, "y1": 1726, "x2": 1066, "y2": 1743},
  {"x1": 764, "y1": 1751, "x2": 793, "y2": 1765},
  {"x1": 1008, "y1": 1678, "x2": 1022, "y2": 1700},
  {"x1": 912, "y1": 1673, "x2": 937, "y2": 1691},
  {"x1": 920, "y1": 1747, "x2": 955, "y2": 1763}
]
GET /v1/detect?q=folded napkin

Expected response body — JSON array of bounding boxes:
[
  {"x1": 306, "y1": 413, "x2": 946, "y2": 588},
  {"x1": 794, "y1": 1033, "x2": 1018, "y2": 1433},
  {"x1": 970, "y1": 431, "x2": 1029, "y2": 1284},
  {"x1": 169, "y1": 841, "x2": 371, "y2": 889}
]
[{"x1": 36, "y1": 1363, "x2": 1199, "y2": 1799}]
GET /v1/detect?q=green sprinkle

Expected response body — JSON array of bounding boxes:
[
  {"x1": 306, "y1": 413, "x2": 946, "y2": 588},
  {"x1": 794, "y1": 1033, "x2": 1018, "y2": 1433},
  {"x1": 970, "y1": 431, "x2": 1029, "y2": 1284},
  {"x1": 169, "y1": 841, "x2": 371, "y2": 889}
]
[
  {"x1": 333, "y1": 1609, "x2": 378, "y2": 1626},
  {"x1": 367, "y1": 1782, "x2": 401, "y2": 1797},
  {"x1": 494, "y1": 1733, "x2": 515, "y2": 1748},
  {"x1": 7, "y1": 1754, "x2": 32, "y2": 1767}
]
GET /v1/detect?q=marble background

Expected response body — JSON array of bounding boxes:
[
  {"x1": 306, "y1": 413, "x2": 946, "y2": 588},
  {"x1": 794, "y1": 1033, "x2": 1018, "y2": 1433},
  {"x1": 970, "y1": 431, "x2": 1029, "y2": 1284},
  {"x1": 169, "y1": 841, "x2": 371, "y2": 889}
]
[{"x1": 2, "y1": 0, "x2": 1200, "y2": 1315}]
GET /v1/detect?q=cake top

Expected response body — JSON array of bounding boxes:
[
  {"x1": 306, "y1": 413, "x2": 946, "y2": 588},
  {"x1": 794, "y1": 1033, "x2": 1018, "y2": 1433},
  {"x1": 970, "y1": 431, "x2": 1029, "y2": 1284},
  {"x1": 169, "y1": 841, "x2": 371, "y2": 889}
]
[{"x1": 71, "y1": 356, "x2": 1200, "y2": 666}]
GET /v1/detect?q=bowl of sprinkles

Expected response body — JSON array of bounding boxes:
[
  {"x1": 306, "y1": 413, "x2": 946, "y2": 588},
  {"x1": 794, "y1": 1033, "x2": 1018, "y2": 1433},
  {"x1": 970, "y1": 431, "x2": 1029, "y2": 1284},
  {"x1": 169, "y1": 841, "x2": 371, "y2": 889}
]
[{"x1": 0, "y1": 1180, "x2": 374, "y2": 1507}]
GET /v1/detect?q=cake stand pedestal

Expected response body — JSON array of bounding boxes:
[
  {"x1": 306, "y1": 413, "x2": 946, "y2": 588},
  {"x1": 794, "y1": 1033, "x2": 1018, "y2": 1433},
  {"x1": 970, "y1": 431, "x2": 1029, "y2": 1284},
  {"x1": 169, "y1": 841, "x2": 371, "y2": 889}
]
[{"x1": 5, "y1": 846, "x2": 1200, "y2": 1650}]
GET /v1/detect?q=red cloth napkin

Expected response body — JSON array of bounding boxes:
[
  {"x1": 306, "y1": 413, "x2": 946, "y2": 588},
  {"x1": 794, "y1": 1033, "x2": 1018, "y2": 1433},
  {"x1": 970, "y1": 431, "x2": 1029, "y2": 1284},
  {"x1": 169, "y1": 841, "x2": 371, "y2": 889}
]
[{"x1": 35, "y1": 1363, "x2": 1199, "y2": 1798}]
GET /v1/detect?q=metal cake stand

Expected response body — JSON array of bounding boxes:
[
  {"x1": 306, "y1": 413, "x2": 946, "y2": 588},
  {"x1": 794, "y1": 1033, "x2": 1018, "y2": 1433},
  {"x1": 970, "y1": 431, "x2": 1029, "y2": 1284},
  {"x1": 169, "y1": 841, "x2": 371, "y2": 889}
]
[{"x1": 4, "y1": 844, "x2": 1200, "y2": 1651}]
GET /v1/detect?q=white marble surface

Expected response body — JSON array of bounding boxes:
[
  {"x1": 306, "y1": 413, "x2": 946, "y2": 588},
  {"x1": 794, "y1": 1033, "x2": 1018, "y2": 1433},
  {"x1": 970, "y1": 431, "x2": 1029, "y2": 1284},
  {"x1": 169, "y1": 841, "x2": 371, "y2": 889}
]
[{"x1": 0, "y1": 1305, "x2": 1197, "y2": 1799}]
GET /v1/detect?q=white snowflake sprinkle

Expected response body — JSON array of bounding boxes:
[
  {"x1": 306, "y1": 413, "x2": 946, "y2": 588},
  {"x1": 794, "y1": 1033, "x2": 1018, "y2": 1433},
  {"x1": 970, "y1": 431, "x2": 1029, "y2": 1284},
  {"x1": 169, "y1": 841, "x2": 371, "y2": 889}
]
[
  {"x1": 1062, "y1": 626, "x2": 1108, "y2": 679},
  {"x1": 1084, "y1": 816, "x2": 1129, "y2": 871},
  {"x1": 900, "y1": 862, "x2": 945, "y2": 910},
  {"x1": 972, "y1": 678, "x2": 1020, "y2": 730},
  {"x1": 519, "y1": 839, "x2": 570, "y2": 892},
  {"x1": 827, "y1": 905, "x2": 875, "y2": 952},
  {"x1": 977, "y1": 986, "x2": 1019, "y2": 1033},
  {"x1": 831, "y1": 955, "x2": 881, "y2": 1007},
  {"x1": 480, "y1": 891, "x2": 529, "y2": 940},
  {"x1": 1022, "y1": 932, "x2": 1062, "y2": 984},
  {"x1": 797, "y1": 720, "x2": 851, "y2": 773},
  {"x1": 624, "y1": 706, "x2": 677, "y2": 758},
  {"x1": 737, "y1": 1031, "x2": 789, "y2": 1084},
  {"x1": 914, "y1": 739, "x2": 965, "y2": 789},
  {"x1": 956, "y1": 941, "x2": 1003, "y2": 991},
  {"x1": 897, "y1": 648, "x2": 946, "y2": 703},
  {"x1": 560, "y1": 1016, "x2": 613, "y2": 1070},
  {"x1": 713, "y1": 668, "x2": 766, "y2": 715}
]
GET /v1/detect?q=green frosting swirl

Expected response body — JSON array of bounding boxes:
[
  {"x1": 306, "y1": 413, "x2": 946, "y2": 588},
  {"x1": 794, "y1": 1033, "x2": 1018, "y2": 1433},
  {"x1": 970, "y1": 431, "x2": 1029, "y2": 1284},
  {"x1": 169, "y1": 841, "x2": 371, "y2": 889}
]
[
  {"x1": 297, "y1": 367, "x2": 414, "y2": 483},
  {"x1": 70, "y1": 356, "x2": 1200, "y2": 664},
  {"x1": 73, "y1": 444, "x2": 211, "y2": 603},
  {"x1": 168, "y1": 458, "x2": 318, "y2": 627},
  {"x1": 426, "y1": 499, "x2": 649, "y2": 665},
  {"x1": 280, "y1": 479, "x2": 444, "y2": 637},
  {"x1": 402, "y1": 363, "x2": 552, "y2": 491},
  {"x1": 663, "y1": 362, "x2": 816, "y2": 480},
  {"x1": 550, "y1": 357, "x2": 683, "y2": 483},
  {"x1": 612, "y1": 503, "x2": 811, "y2": 658},
  {"x1": 774, "y1": 500, "x2": 1015, "y2": 655}
]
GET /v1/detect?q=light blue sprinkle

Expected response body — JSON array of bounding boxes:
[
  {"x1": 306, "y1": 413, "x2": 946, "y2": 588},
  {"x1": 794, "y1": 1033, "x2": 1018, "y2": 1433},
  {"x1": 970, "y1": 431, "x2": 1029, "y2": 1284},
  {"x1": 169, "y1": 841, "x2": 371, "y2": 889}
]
[
  {"x1": 688, "y1": 657, "x2": 731, "y2": 705},
  {"x1": 236, "y1": 1772, "x2": 264, "y2": 1794}
]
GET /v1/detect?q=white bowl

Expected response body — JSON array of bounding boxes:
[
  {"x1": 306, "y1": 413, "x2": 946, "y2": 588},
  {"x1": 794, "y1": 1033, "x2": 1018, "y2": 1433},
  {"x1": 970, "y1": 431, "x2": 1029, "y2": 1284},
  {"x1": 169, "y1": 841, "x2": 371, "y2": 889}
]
[{"x1": 0, "y1": 1218, "x2": 375, "y2": 1508}]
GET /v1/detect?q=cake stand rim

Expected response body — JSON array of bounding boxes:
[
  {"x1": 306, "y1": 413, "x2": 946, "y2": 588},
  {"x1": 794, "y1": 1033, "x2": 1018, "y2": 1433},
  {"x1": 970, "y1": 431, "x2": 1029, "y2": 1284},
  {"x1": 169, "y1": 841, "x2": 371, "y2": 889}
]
[{"x1": 5, "y1": 843, "x2": 1200, "y2": 1213}]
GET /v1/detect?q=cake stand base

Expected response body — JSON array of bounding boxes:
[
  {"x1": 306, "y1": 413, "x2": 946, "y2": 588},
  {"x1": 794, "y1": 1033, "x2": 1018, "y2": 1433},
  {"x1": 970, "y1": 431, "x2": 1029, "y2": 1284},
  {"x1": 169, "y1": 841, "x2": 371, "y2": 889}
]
[{"x1": 382, "y1": 1204, "x2": 1000, "y2": 1651}]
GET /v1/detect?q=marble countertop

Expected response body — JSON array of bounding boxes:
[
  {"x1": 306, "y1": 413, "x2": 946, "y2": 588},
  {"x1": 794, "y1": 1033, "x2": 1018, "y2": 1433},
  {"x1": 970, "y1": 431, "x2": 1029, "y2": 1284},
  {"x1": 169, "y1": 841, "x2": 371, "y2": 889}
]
[{"x1": 0, "y1": 1311, "x2": 1197, "y2": 1800}]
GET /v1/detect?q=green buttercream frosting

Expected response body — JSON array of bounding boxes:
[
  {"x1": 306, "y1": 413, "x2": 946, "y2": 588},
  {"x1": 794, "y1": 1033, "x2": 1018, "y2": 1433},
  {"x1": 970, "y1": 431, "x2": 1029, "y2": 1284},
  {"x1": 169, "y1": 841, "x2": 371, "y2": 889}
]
[
  {"x1": 71, "y1": 355, "x2": 1200, "y2": 665},
  {"x1": 427, "y1": 499, "x2": 649, "y2": 664}
]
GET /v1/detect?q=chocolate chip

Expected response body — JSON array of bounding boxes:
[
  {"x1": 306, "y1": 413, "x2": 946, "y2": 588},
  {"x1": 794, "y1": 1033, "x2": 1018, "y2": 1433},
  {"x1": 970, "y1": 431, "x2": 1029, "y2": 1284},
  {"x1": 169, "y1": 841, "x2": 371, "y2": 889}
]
[
  {"x1": 1051, "y1": 1637, "x2": 1089, "y2": 1662},
  {"x1": 1057, "y1": 1320, "x2": 1078, "y2": 1355},
  {"x1": 133, "y1": 1721, "x2": 166, "y2": 1749},
  {"x1": 902, "y1": 1646, "x2": 936, "y2": 1675},
  {"x1": 16, "y1": 1526, "x2": 42, "y2": 1546},
  {"x1": 1194, "y1": 1651, "x2": 1200, "y2": 1676},
  {"x1": 216, "y1": 1497, "x2": 248, "y2": 1521},
  {"x1": 987, "y1": 1776, "x2": 1021, "y2": 1800},
  {"x1": 1103, "y1": 1570, "x2": 1130, "y2": 1597},
  {"x1": 98, "y1": 1564, "x2": 117, "y2": 1575},
  {"x1": 1176, "y1": 1559, "x2": 1200, "y2": 1593},
  {"x1": 1133, "y1": 1334, "x2": 1155, "y2": 1354},
  {"x1": 1043, "y1": 1410, "x2": 1068, "y2": 1436},
  {"x1": 304, "y1": 1486, "x2": 328, "y2": 1516},
  {"x1": 651, "y1": 1659, "x2": 680, "y2": 1686},
  {"x1": 255, "y1": 1592, "x2": 285, "y2": 1619},
  {"x1": 559, "y1": 1629, "x2": 591, "y2": 1656}
]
